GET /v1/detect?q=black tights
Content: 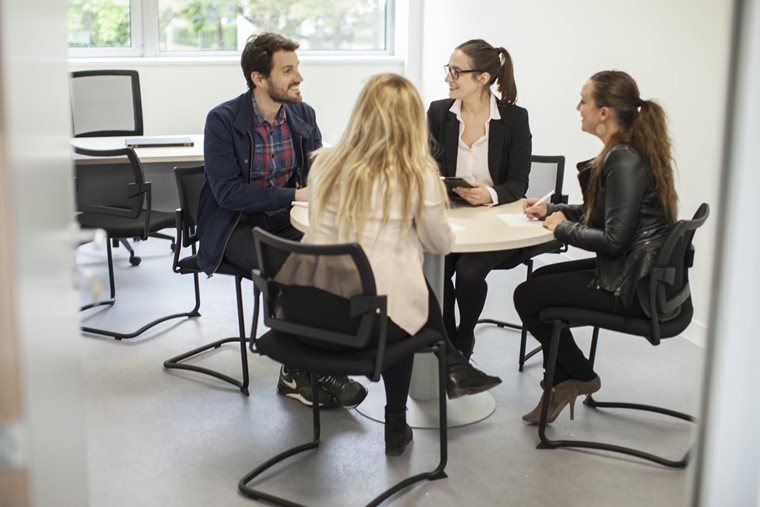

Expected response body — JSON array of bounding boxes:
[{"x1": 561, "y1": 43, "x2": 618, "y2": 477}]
[
  {"x1": 513, "y1": 258, "x2": 647, "y2": 385},
  {"x1": 444, "y1": 249, "x2": 521, "y2": 355}
]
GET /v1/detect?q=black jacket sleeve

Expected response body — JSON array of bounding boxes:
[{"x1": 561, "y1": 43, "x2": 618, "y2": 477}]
[{"x1": 553, "y1": 148, "x2": 650, "y2": 256}]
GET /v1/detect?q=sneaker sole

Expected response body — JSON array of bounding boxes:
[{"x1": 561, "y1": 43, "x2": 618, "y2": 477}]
[{"x1": 277, "y1": 383, "x2": 334, "y2": 407}]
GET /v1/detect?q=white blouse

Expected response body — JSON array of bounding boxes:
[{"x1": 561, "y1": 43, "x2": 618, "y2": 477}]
[{"x1": 449, "y1": 94, "x2": 501, "y2": 205}]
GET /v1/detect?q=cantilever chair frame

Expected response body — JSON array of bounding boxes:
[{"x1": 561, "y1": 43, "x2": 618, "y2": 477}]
[
  {"x1": 162, "y1": 165, "x2": 256, "y2": 396},
  {"x1": 535, "y1": 203, "x2": 709, "y2": 468},
  {"x1": 239, "y1": 228, "x2": 448, "y2": 507},
  {"x1": 75, "y1": 146, "x2": 194, "y2": 339},
  {"x1": 477, "y1": 154, "x2": 568, "y2": 370}
]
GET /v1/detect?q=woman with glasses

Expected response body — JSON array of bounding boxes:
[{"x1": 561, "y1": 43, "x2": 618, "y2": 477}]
[{"x1": 427, "y1": 39, "x2": 532, "y2": 359}]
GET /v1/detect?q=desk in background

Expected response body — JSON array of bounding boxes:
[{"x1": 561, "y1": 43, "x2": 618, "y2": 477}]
[
  {"x1": 71, "y1": 134, "x2": 204, "y2": 212},
  {"x1": 290, "y1": 201, "x2": 554, "y2": 427}
]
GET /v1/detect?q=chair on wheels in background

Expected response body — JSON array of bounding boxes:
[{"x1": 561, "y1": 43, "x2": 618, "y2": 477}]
[
  {"x1": 70, "y1": 69, "x2": 174, "y2": 264},
  {"x1": 74, "y1": 146, "x2": 194, "y2": 339},
  {"x1": 534, "y1": 203, "x2": 709, "y2": 468},
  {"x1": 477, "y1": 155, "x2": 568, "y2": 370},
  {"x1": 239, "y1": 228, "x2": 448, "y2": 506},
  {"x1": 162, "y1": 165, "x2": 257, "y2": 396}
]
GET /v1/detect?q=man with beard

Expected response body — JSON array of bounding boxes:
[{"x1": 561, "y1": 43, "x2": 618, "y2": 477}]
[{"x1": 197, "y1": 32, "x2": 367, "y2": 409}]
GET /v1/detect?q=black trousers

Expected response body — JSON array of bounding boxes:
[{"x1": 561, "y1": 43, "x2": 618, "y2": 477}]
[
  {"x1": 444, "y1": 248, "x2": 522, "y2": 355},
  {"x1": 513, "y1": 258, "x2": 647, "y2": 385},
  {"x1": 370, "y1": 283, "x2": 468, "y2": 413},
  {"x1": 222, "y1": 210, "x2": 303, "y2": 273}
]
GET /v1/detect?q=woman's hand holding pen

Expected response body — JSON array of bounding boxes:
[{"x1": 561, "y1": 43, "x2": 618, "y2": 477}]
[{"x1": 522, "y1": 197, "x2": 548, "y2": 220}]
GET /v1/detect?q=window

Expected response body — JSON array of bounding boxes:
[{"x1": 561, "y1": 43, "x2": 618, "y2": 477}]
[{"x1": 67, "y1": 0, "x2": 392, "y2": 57}]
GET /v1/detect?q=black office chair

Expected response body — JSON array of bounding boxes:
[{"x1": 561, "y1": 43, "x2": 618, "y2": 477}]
[
  {"x1": 162, "y1": 165, "x2": 257, "y2": 396},
  {"x1": 239, "y1": 228, "x2": 448, "y2": 506},
  {"x1": 70, "y1": 69, "x2": 174, "y2": 263},
  {"x1": 74, "y1": 146, "x2": 194, "y2": 339},
  {"x1": 477, "y1": 155, "x2": 568, "y2": 370},
  {"x1": 534, "y1": 203, "x2": 709, "y2": 468}
]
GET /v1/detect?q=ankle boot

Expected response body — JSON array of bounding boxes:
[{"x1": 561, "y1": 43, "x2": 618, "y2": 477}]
[
  {"x1": 384, "y1": 408, "x2": 412, "y2": 456},
  {"x1": 521, "y1": 380, "x2": 579, "y2": 424}
]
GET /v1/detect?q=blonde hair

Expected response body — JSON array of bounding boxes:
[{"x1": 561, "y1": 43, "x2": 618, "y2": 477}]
[{"x1": 309, "y1": 73, "x2": 446, "y2": 239}]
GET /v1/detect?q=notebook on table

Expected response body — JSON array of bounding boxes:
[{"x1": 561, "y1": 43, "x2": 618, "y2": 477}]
[{"x1": 124, "y1": 137, "x2": 195, "y2": 148}]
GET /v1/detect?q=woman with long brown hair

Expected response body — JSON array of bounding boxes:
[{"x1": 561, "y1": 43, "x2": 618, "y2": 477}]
[
  {"x1": 427, "y1": 39, "x2": 532, "y2": 359},
  {"x1": 514, "y1": 70, "x2": 678, "y2": 424}
]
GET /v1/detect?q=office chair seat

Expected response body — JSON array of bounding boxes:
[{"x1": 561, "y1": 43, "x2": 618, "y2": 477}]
[
  {"x1": 540, "y1": 303, "x2": 694, "y2": 344},
  {"x1": 258, "y1": 327, "x2": 441, "y2": 377},
  {"x1": 78, "y1": 209, "x2": 175, "y2": 238}
]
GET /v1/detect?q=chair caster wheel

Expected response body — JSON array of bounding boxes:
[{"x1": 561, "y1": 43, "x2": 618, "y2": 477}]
[{"x1": 130, "y1": 256, "x2": 142, "y2": 266}]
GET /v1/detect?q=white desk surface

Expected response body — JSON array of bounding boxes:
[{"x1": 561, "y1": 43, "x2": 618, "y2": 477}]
[
  {"x1": 71, "y1": 134, "x2": 204, "y2": 164},
  {"x1": 289, "y1": 199, "x2": 554, "y2": 253}
]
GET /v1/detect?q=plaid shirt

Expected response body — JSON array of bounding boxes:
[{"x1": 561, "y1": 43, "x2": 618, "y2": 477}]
[{"x1": 251, "y1": 98, "x2": 297, "y2": 189}]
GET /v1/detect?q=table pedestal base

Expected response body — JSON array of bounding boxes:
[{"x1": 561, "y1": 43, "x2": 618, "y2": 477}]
[{"x1": 355, "y1": 382, "x2": 496, "y2": 429}]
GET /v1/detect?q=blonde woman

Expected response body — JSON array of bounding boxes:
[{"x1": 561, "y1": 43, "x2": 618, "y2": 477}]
[{"x1": 304, "y1": 73, "x2": 501, "y2": 456}]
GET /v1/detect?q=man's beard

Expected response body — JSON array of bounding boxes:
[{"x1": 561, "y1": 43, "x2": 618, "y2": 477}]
[{"x1": 268, "y1": 81, "x2": 302, "y2": 104}]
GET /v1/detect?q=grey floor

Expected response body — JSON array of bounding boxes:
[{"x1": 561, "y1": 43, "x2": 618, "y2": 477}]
[{"x1": 77, "y1": 236, "x2": 703, "y2": 507}]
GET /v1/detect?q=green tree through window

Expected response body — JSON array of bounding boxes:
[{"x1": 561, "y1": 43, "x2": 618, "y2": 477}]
[{"x1": 67, "y1": 0, "x2": 389, "y2": 54}]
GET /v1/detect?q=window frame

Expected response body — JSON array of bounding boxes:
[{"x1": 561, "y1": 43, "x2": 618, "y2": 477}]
[{"x1": 68, "y1": 0, "x2": 396, "y2": 59}]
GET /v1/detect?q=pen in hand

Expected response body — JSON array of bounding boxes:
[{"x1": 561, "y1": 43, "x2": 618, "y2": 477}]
[{"x1": 523, "y1": 191, "x2": 554, "y2": 218}]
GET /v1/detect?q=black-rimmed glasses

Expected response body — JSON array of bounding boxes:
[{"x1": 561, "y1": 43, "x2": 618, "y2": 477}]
[{"x1": 444, "y1": 64, "x2": 485, "y2": 80}]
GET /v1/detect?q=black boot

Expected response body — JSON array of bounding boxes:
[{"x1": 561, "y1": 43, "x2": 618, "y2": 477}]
[
  {"x1": 453, "y1": 335, "x2": 475, "y2": 361},
  {"x1": 384, "y1": 408, "x2": 413, "y2": 456},
  {"x1": 445, "y1": 351, "x2": 502, "y2": 399}
]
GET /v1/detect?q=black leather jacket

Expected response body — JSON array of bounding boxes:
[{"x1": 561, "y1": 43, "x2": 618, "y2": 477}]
[{"x1": 547, "y1": 144, "x2": 672, "y2": 305}]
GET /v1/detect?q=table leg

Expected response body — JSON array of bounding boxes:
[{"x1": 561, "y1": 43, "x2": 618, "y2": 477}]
[{"x1": 355, "y1": 253, "x2": 496, "y2": 428}]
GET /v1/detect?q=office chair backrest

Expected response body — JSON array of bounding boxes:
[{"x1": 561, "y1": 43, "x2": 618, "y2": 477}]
[
  {"x1": 527, "y1": 155, "x2": 566, "y2": 204},
  {"x1": 70, "y1": 69, "x2": 144, "y2": 137},
  {"x1": 173, "y1": 165, "x2": 206, "y2": 248},
  {"x1": 74, "y1": 146, "x2": 148, "y2": 220},
  {"x1": 253, "y1": 227, "x2": 387, "y2": 350},
  {"x1": 638, "y1": 202, "x2": 709, "y2": 344}
]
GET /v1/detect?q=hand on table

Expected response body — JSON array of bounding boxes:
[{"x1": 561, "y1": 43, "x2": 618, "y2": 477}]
[{"x1": 543, "y1": 211, "x2": 567, "y2": 232}]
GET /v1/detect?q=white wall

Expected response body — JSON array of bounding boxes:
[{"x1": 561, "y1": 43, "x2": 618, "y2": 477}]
[
  {"x1": 420, "y1": 0, "x2": 733, "y2": 343},
  {"x1": 68, "y1": 58, "x2": 405, "y2": 145}
]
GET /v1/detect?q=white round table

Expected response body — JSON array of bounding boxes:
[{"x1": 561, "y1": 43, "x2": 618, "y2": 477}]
[{"x1": 290, "y1": 200, "x2": 554, "y2": 427}]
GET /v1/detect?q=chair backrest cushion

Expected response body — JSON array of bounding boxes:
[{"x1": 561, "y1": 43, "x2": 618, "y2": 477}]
[
  {"x1": 174, "y1": 165, "x2": 205, "y2": 248},
  {"x1": 70, "y1": 70, "x2": 143, "y2": 137},
  {"x1": 635, "y1": 203, "x2": 709, "y2": 339},
  {"x1": 254, "y1": 228, "x2": 384, "y2": 350},
  {"x1": 527, "y1": 155, "x2": 566, "y2": 204},
  {"x1": 74, "y1": 146, "x2": 147, "y2": 220}
]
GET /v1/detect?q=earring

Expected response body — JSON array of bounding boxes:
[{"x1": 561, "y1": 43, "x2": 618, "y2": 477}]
[{"x1": 595, "y1": 122, "x2": 607, "y2": 136}]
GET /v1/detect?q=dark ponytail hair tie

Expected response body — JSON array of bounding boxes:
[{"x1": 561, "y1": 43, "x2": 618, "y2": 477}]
[{"x1": 636, "y1": 98, "x2": 645, "y2": 107}]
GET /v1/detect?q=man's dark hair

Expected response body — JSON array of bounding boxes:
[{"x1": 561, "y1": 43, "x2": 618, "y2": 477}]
[{"x1": 241, "y1": 32, "x2": 300, "y2": 89}]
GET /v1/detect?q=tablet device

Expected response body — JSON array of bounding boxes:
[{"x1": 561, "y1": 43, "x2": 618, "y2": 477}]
[
  {"x1": 442, "y1": 176, "x2": 475, "y2": 190},
  {"x1": 125, "y1": 137, "x2": 195, "y2": 148}
]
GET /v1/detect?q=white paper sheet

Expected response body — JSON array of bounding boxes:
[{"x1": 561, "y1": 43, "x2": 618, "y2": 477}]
[{"x1": 496, "y1": 213, "x2": 545, "y2": 228}]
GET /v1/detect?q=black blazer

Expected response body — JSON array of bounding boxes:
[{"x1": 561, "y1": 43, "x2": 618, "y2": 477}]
[{"x1": 427, "y1": 98, "x2": 532, "y2": 204}]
